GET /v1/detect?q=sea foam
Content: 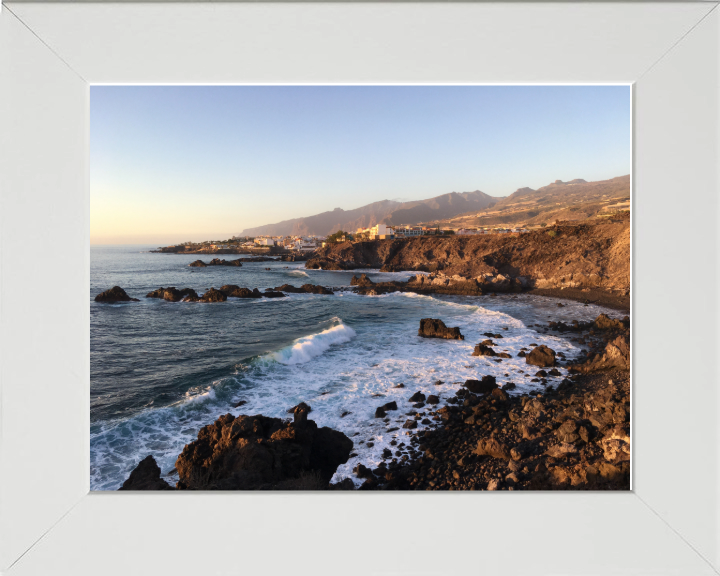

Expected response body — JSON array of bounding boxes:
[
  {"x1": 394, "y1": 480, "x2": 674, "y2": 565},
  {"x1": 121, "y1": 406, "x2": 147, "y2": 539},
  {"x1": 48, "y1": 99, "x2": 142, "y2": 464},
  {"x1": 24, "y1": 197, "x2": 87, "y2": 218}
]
[{"x1": 270, "y1": 322, "x2": 357, "y2": 365}]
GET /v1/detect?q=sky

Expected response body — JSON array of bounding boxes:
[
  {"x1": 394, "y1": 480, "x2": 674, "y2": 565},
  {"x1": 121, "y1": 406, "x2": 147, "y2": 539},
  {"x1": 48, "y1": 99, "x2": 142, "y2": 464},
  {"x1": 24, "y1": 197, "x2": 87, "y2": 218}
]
[{"x1": 90, "y1": 85, "x2": 630, "y2": 245}]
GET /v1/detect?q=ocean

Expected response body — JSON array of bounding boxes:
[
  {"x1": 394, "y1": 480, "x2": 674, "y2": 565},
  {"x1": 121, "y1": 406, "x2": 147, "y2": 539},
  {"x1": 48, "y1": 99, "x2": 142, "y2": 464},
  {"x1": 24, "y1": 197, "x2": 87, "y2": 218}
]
[{"x1": 90, "y1": 244, "x2": 624, "y2": 490}]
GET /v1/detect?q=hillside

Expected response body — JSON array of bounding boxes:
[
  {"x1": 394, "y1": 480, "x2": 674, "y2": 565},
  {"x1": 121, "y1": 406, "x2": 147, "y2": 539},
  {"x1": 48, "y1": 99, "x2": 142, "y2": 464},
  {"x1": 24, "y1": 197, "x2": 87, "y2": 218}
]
[
  {"x1": 306, "y1": 213, "x2": 630, "y2": 295},
  {"x1": 428, "y1": 175, "x2": 630, "y2": 229},
  {"x1": 240, "y1": 190, "x2": 498, "y2": 237}
]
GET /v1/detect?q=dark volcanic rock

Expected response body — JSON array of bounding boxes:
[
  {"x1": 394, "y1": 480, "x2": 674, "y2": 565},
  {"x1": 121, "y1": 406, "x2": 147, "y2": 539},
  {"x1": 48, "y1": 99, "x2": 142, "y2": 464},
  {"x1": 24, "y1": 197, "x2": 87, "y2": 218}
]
[
  {"x1": 274, "y1": 284, "x2": 333, "y2": 295},
  {"x1": 146, "y1": 287, "x2": 199, "y2": 302},
  {"x1": 228, "y1": 287, "x2": 263, "y2": 298},
  {"x1": 464, "y1": 375, "x2": 498, "y2": 394},
  {"x1": 409, "y1": 392, "x2": 426, "y2": 403},
  {"x1": 526, "y1": 345, "x2": 556, "y2": 367},
  {"x1": 573, "y1": 333, "x2": 630, "y2": 373},
  {"x1": 95, "y1": 286, "x2": 139, "y2": 302},
  {"x1": 209, "y1": 258, "x2": 243, "y2": 267},
  {"x1": 382, "y1": 401, "x2": 398, "y2": 411},
  {"x1": 119, "y1": 455, "x2": 173, "y2": 490},
  {"x1": 350, "y1": 274, "x2": 375, "y2": 287},
  {"x1": 472, "y1": 343, "x2": 497, "y2": 357},
  {"x1": 418, "y1": 318, "x2": 464, "y2": 340},
  {"x1": 594, "y1": 313, "x2": 626, "y2": 331},
  {"x1": 190, "y1": 258, "x2": 243, "y2": 267},
  {"x1": 175, "y1": 406, "x2": 353, "y2": 490},
  {"x1": 201, "y1": 288, "x2": 227, "y2": 302},
  {"x1": 263, "y1": 290, "x2": 286, "y2": 298}
]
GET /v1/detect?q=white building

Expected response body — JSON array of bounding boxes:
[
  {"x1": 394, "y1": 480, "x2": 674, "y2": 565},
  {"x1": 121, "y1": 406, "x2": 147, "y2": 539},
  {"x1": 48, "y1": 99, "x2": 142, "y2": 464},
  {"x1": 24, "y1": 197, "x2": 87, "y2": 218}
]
[{"x1": 254, "y1": 237, "x2": 275, "y2": 246}]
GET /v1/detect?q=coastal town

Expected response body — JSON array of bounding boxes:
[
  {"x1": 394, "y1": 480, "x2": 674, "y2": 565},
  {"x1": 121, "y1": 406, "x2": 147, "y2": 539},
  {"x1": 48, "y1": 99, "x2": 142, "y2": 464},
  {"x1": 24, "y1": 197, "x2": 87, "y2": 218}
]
[{"x1": 154, "y1": 223, "x2": 532, "y2": 255}]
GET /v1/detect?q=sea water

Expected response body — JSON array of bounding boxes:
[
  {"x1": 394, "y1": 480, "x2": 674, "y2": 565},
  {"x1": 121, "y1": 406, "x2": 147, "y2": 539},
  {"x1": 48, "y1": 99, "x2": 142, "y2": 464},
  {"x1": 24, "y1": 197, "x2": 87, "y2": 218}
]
[{"x1": 90, "y1": 245, "x2": 624, "y2": 490}]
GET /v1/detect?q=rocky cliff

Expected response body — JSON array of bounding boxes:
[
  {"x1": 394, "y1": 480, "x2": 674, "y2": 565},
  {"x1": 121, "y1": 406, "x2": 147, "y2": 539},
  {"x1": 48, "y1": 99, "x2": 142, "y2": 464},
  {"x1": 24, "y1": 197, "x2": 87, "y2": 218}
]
[{"x1": 308, "y1": 215, "x2": 630, "y2": 295}]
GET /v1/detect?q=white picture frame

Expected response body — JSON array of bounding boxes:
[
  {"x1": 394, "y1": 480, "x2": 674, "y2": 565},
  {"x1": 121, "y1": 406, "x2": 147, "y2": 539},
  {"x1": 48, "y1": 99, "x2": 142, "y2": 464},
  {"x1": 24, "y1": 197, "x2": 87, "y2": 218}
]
[{"x1": 1, "y1": 2, "x2": 718, "y2": 575}]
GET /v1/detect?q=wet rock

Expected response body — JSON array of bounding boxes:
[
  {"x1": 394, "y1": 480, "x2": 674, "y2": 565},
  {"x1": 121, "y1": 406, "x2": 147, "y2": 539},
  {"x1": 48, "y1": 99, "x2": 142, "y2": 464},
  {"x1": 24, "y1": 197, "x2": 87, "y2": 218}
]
[
  {"x1": 175, "y1": 407, "x2": 353, "y2": 490},
  {"x1": 409, "y1": 392, "x2": 426, "y2": 403},
  {"x1": 262, "y1": 290, "x2": 286, "y2": 298},
  {"x1": 350, "y1": 274, "x2": 375, "y2": 287},
  {"x1": 147, "y1": 287, "x2": 199, "y2": 302},
  {"x1": 464, "y1": 375, "x2": 497, "y2": 394},
  {"x1": 472, "y1": 344, "x2": 496, "y2": 357},
  {"x1": 594, "y1": 313, "x2": 625, "y2": 331},
  {"x1": 526, "y1": 345, "x2": 556, "y2": 367},
  {"x1": 119, "y1": 455, "x2": 173, "y2": 490},
  {"x1": 234, "y1": 400, "x2": 248, "y2": 408},
  {"x1": 382, "y1": 401, "x2": 398, "y2": 411},
  {"x1": 328, "y1": 478, "x2": 356, "y2": 490},
  {"x1": 418, "y1": 318, "x2": 464, "y2": 340},
  {"x1": 200, "y1": 288, "x2": 227, "y2": 302},
  {"x1": 375, "y1": 407, "x2": 386, "y2": 418},
  {"x1": 228, "y1": 287, "x2": 263, "y2": 298},
  {"x1": 403, "y1": 420, "x2": 418, "y2": 429},
  {"x1": 189, "y1": 260, "x2": 207, "y2": 267},
  {"x1": 274, "y1": 284, "x2": 333, "y2": 295},
  {"x1": 95, "y1": 286, "x2": 139, "y2": 302},
  {"x1": 426, "y1": 395, "x2": 440, "y2": 405}
]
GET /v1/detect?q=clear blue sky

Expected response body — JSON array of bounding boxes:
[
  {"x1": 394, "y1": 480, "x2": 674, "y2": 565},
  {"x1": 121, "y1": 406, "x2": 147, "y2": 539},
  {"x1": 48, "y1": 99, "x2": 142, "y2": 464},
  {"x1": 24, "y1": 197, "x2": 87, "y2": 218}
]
[{"x1": 90, "y1": 85, "x2": 630, "y2": 244}]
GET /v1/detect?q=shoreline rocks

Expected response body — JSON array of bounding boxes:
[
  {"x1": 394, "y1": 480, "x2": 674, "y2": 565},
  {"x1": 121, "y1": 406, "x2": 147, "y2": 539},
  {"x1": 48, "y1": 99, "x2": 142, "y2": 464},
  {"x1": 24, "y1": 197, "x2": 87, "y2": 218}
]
[
  {"x1": 118, "y1": 456, "x2": 173, "y2": 490},
  {"x1": 94, "y1": 286, "x2": 139, "y2": 302},
  {"x1": 189, "y1": 258, "x2": 243, "y2": 267},
  {"x1": 418, "y1": 318, "x2": 464, "y2": 340},
  {"x1": 174, "y1": 404, "x2": 353, "y2": 490},
  {"x1": 274, "y1": 284, "x2": 333, "y2": 295},
  {"x1": 146, "y1": 287, "x2": 199, "y2": 302}
]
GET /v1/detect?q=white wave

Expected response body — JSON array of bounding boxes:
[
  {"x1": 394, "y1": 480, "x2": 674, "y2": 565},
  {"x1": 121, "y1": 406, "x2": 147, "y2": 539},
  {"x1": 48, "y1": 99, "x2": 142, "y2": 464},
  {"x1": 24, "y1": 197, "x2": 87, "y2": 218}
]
[
  {"x1": 270, "y1": 323, "x2": 357, "y2": 365},
  {"x1": 288, "y1": 270, "x2": 310, "y2": 277},
  {"x1": 180, "y1": 386, "x2": 217, "y2": 404}
]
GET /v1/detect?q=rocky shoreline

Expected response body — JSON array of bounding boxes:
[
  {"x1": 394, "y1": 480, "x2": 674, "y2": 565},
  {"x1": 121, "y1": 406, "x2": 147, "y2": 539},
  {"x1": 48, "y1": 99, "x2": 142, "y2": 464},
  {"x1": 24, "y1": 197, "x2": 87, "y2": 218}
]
[
  {"x1": 118, "y1": 311, "x2": 629, "y2": 491},
  {"x1": 308, "y1": 216, "x2": 630, "y2": 309}
]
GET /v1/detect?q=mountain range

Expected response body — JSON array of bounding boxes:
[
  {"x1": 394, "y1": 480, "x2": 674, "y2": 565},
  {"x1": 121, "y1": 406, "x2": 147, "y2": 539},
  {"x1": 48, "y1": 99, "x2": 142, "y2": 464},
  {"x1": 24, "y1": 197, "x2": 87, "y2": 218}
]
[
  {"x1": 239, "y1": 175, "x2": 630, "y2": 237},
  {"x1": 240, "y1": 191, "x2": 499, "y2": 237}
]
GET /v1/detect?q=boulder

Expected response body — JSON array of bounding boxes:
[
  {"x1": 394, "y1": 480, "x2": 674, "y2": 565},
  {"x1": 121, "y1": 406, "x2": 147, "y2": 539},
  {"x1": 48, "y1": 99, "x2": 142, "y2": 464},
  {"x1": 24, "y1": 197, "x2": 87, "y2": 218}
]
[
  {"x1": 175, "y1": 407, "x2": 353, "y2": 490},
  {"x1": 573, "y1": 334, "x2": 630, "y2": 373},
  {"x1": 594, "y1": 313, "x2": 625, "y2": 331},
  {"x1": 219, "y1": 285, "x2": 241, "y2": 296},
  {"x1": 472, "y1": 344, "x2": 496, "y2": 357},
  {"x1": 201, "y1": 288, "x2": 227, "y2": 302},
  {"x1": 263, "y1": 290, "x2": 286, "y2": 298},
  {"x1": 229, "y1": 287, "x2": 263, "y2": 299},
  {"x1": 94, "y1": 286, "x2": 139, "y2": 302},
  {"x1": 418, "y1": 318, "x2": 464, "y2": 340},
  {"x1": 274, "y1": 284, "x2": 333, "y2": 295},
  {"x1": 189, "y1": 260, "x2": 207, "y2": 267},
  {"x1": 474, "y1": 438, "x2": 511, "y2": 459},
  {"x1": 426, "y1": 395, "x2": 440, "y2": 405},
  {"x1": 146, "y1": 287, "x2": 198, "y2": 302},
  {"x1": 464, "y1": 375, "x2": 497, "y2": 394},
  {"x1": 350, "y1": 274, "x2": 375, "y2": 287},
  {"x1": 409, "y1": 392, "x2": 426, "y2": 403},
  {"x1": 526, "y1": 345, "x2": 556, "y2": 367},
  {"x1": 382, "y1": 401, "x2": 398, "y2": 411},
  {"x1": 119, "y1": 455, "x2": 173, "y2": 490}
]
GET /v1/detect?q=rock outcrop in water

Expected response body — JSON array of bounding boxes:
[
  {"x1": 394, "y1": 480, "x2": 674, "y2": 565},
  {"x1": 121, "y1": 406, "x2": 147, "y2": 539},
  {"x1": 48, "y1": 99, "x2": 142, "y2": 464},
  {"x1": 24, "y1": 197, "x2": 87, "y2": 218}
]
[
  {"x1": 274, "y1": 284, "x2": 333, "y2": 295},
  {"x1": 182, "y1": 288, "x2": 228, "y2": 302},
  {"x1": 118, "y1": 455, "x2": 173, "y2": 490},
  {"x1": 525, "y1": 345, "x2": 557, "y2": 367},
  {"x1": 146, "y1": 287, "x2": 199, "y2": 302},
  {"x1": 418, "y1": 318, "x2": 464, "y2": 340},
  {"x1": 174, "y1": 404, "x2": 353, "y2": 490},
  {"x1": 189, "y1": 258, "x2": 243, "y2": 267},
  {"x1": 94, "y1": 286, "x2": 139, "y2": 302}
]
